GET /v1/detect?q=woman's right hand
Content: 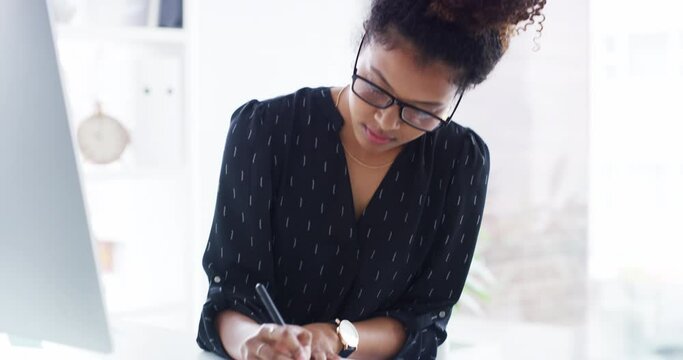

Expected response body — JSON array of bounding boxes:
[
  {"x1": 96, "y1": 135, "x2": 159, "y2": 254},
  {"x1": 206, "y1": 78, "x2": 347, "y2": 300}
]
[{"x1": 239, "y1": 323, "x2": 312, "y2": 360}]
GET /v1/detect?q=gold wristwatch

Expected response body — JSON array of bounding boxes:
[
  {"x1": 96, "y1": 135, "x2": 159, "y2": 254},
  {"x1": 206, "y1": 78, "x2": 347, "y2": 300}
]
[{"x1": 335, "y1": 318, "x2": 359, "y2": 358}]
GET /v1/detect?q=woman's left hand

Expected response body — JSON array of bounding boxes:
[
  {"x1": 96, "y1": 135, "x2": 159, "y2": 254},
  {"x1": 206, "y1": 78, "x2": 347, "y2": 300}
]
[{"x1": 302, "y1": 322, "x2": 342, "y2": 360}]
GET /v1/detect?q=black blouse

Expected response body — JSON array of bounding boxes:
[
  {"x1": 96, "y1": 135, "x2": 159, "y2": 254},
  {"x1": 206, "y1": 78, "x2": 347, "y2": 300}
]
[{"x1": 196, "y1": 86, "x2": 490, "y2": 359}]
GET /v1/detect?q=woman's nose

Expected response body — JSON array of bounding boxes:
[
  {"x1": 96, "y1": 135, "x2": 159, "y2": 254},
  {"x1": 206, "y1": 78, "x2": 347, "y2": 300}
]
[{"x1": 374, "y1": 104, "x2": 402, "y2": 131}]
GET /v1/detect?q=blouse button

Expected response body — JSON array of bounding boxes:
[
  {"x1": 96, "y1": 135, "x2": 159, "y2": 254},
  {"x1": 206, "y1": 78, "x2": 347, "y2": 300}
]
[
  {"x1": 438, "y1": 311, "x2": 446, "y2": 318},
  {"x1": 214, "y1": 276, "x2": 222, "y2": 283}
]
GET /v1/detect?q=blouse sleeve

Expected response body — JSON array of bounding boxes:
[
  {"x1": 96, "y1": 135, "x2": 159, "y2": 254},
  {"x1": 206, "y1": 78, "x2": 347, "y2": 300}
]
[
  {"x1": 374, "y1": 130, "x2": 490, "y2": 360},
  {"x1": 195, "y1": 100, "x2": 282, "y2": 359}
]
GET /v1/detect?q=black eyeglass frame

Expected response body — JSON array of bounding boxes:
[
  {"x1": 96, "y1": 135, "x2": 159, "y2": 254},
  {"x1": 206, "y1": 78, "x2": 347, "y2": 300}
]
[{"x1": 351, "y1": 33, "x2": 465, "y2": 132}]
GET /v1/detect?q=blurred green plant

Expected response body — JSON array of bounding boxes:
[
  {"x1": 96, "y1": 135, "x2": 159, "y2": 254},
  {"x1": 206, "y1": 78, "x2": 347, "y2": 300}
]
[{"x1": 453, "y1": 226, "x2": 496, "y2": 315}]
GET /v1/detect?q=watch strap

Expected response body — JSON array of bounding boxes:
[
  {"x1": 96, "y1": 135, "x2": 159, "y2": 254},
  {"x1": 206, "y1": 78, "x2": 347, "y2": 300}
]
[{"x1": 339, "y1": 345, "x2": 357, "y2": 358}]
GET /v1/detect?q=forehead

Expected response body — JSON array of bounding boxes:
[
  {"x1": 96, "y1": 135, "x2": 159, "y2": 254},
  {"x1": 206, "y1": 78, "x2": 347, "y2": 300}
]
[{"x1": 359, "y1": 40, "x2": 459, "y2": 103}]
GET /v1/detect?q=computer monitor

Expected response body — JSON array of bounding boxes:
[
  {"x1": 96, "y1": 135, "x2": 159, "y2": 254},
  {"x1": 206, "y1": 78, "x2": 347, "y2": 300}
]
[{"x1": 0, "y1": 0, "x2": 112, "y2": 353}]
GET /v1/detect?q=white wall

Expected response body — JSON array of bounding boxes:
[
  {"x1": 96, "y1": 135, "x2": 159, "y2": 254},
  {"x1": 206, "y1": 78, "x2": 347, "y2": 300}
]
[
  {"x1": 452, "y1": 0, "x2": 589, "y2": 326},
  {"x1": 589, "y1": 0, "x2": 683, "y2": 280},
  {"x1": 587, "y1": 2, "x2": 683, "y2": 357}
]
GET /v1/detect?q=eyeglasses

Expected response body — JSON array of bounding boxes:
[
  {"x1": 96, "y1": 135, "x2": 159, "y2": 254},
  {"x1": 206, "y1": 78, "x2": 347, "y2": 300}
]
[{"x1": 351, "y1": 33, "x2": 464, "y2": 132}]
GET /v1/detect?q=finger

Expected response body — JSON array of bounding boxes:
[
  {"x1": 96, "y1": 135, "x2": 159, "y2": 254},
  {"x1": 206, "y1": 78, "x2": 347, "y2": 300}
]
[
  {"x1": 326, "y1": 351, "x2": 341, "y2": 360},
  {"x1": 254, "y1": 327, "x2": 297, "y2": 360},
  {"x1": 295, "y1": 342, "x2": 311, "y2": 360},
  {"x1": 272, "y1": 326, "x2": 307, "y2": 355},
  {"x1": 297, "y1": 328, "x2": 312, "y2": 347},
  {"x1": 250, "y1": 341, "x2": 295, "y2": 360},
  {"x1": 311, "y1": 351, "x2": 327, "y2": 360},
  {"x1": 254, "y1": 342, "x2": 269, "y2": 360},
  {"x1": 257, "y1": 323, "x2": 278, "y2": 342},
  {"x1": 274, "y1": 354, "x2": 295, "y2": 360},
  {"x1": 296, "y1": 329, "x2": 312, "y2": 360},
  {"x1": 242, "y1": 338, "x2": 258, "y2": 360}
]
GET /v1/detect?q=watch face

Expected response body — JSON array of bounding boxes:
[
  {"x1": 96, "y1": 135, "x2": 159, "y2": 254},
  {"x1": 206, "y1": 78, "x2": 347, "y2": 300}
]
[{"x1": 339, "y1": 320, "x2": 359, "y2": 348}]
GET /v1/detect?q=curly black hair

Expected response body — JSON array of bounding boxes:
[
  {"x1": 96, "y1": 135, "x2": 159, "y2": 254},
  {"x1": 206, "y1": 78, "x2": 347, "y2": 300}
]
[{"x1": 363, "y1": 0, "x2": 546, "y2": 90}]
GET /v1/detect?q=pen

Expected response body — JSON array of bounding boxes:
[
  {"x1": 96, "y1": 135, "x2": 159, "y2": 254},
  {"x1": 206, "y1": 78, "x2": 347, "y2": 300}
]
[{"x1": 255, "y1": 283, "x2": 285, "y2": 325}]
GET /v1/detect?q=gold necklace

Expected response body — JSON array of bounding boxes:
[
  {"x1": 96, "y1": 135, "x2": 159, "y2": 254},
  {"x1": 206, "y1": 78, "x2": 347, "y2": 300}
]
[
  {"x1": 344, "y1": 147, "x2": 394, "y2": 169},
  {"x1": 335, "y1": 85, "x2": 394, "y2": 170},
  {"x1": 335, "y1": 84, "x2": 347, "y2": 108}
]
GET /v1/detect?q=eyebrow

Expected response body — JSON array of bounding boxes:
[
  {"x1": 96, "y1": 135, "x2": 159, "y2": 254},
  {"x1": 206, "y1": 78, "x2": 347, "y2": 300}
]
[{"x1": 369, "y1": 65, "x2": 446, "y2": 107}]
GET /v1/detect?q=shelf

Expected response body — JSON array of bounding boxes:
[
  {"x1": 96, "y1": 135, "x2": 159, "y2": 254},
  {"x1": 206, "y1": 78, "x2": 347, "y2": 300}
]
[
  {"x1": 55, "y1": 24, "x2": 187, "y2": 46},
  {"x1": 79, "y1": 164, "x2": 190, "y2": 183}
]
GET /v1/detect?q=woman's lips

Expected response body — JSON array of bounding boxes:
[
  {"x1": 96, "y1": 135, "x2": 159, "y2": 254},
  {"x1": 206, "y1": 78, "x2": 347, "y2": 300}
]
[{"x1": 363, "y1": 125, "x2": 393, "y2": 145}]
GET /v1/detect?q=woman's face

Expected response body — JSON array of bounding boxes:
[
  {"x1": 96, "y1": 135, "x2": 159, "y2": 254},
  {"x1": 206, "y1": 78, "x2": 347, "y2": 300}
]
[{"x1": 346, "y1": 38, "x2": 459, "y2": 155}]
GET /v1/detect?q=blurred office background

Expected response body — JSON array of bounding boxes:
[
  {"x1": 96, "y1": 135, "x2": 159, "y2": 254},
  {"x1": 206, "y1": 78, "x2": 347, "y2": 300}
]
[{"x1": 46, "y1": 0, "x2": 683, "y2": 358}]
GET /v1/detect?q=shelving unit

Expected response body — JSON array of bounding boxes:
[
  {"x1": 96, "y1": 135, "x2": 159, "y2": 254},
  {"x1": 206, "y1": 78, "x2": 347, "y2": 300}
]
[
  {"x1": 52, "y1": 1, "x2": 197, "y2": 332},
  {"x1": 56, "y1": 24, "x2": 187, "y2": 46}
]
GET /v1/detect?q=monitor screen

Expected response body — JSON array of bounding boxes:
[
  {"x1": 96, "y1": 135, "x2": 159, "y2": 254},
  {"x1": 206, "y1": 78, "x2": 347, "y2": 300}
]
[{"x1": 0, "y1": 0, "x2": 112, "y2": 353}]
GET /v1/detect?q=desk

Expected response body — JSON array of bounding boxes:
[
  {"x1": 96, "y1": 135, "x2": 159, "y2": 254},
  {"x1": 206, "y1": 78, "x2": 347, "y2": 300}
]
[
  {"x1": 1, "y1": 316, "x2": 580, "y2": 360},
  {"x1": 439, "y1": 315, "x2": 579, "y2": 360},
  {"x1": 0, "y1": 320, "x2": 220, "y2": 360}
]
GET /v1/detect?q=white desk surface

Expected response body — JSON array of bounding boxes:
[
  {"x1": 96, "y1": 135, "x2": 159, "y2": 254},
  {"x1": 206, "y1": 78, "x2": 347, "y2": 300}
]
[
  {"x1": 1, "y1": 315, "x2": 580, "y2": 360},
  {"x1": 0, "y1": 320, "x2": 221, "y2": 360}
]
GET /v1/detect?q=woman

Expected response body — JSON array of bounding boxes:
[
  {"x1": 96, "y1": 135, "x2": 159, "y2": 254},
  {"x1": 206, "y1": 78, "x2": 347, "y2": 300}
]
[{"x1": 197, "y1": 0, "x2": 545, "y2": 359}]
